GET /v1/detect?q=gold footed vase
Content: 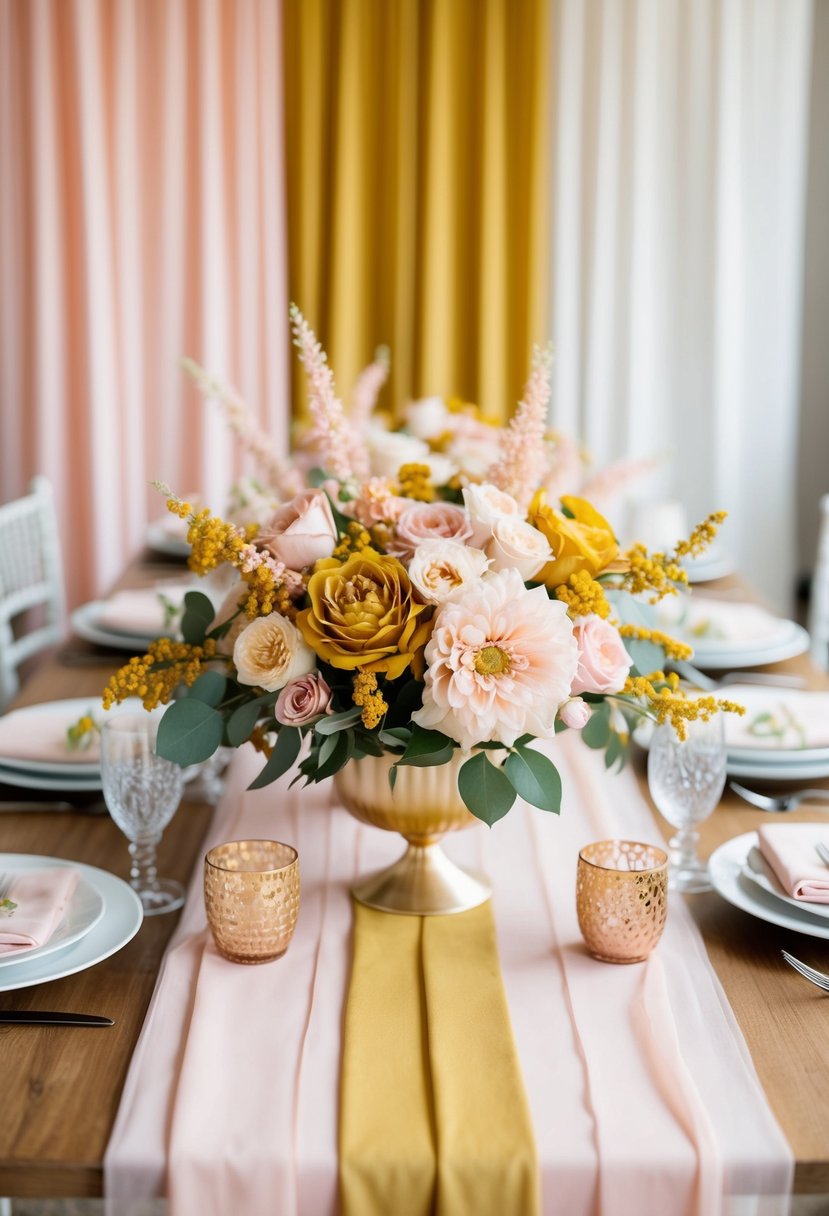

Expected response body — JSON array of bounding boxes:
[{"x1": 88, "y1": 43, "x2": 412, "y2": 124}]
[{"x1": 333, "y1": 751, "x2": 491, "y2": 917}]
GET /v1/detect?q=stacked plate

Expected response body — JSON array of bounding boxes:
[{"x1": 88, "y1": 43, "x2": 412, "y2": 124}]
[
  {"x1": 0, "y1": 698, "x2": 111, "y2": 791},
  {"x1": 70, "y1": 583, "x2": 198, "y2": 653},
  {"x1": 722, "y1": 685, "x2": 829, "y2": 781},
  {"x1": 146, "y1": 515, "x2": 191, "y2": 558},
  {"x1": 708, "y1": 833, "x2": 829, "y2": 941},
  {"x1": 655, "y1": 594, "x2": 809, "y2": 671},
  {"x1": 682, "y1": 542, "x2": 735, "y2": 584},
  {"x1": 0, "y1": 853, "x2": 143, "y2": 991}
]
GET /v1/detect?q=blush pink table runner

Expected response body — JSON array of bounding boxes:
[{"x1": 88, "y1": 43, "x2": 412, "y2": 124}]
[{"x1": 105, "y1": 736, "x2": 792, "y2": 1215}]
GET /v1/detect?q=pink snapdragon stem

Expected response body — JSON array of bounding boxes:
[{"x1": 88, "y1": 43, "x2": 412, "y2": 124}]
[{"x1": 487, "y1": 344, "x2": 554, "y2": 511}]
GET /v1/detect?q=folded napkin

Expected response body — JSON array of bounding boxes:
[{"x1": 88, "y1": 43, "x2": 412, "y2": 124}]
[
  {"x1": 0, "y1": 867, "x2": 79, "y2": 954},
  {"x1": 96, "y1": 586, "x2": 192, "y2": 637},
  {"x1": 757, "y1": 824, "x2": 829, "y2": 903},
  {"x1": 0, "y1": 710, "x2": 100, "y2": 764},
  {"x1": 339, "y1": 901, "x2": 539, "y2": 1216},
  {"x1": 723, "y1": 686, "x2": 829, "y2": 753},
  {"x1": 656, "y1": 596, "x2": 783, "y2": 645}
]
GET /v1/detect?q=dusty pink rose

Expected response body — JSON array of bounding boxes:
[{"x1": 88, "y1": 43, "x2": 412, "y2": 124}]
[
  {"x1": 387, "y1": 502, "x2": 474, "y2": 561},
  {"x1": 257, "y1": 489, "x2": 338, "y2": 570},
  {"x1": 275, "y1": 672, "x2": 333, "y2": 726},
  {"x1": 412, "y1": 568, "x2": 579, "y2": 750},
  {"x1": 559, "y1": 697, "x2": 591, "y2": 730},
  {"x1": 570, "y1": 614, "x2": 632, "y2": 696}
]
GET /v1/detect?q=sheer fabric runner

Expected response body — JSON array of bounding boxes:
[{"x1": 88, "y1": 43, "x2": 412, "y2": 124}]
[{"x1": 105, "y1": 735, "x2": 792, "y2": 1215}]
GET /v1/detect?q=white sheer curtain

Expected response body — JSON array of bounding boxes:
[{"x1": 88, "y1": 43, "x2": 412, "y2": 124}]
[
  {"x1": 550, "y1": 0, "x2": 813, "y2": 612},
  {"x1": 0, "y1": 0, "x2": 289, "y2": 613}
]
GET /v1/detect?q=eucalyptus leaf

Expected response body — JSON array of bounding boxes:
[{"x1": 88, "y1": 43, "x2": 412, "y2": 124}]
[
  {"x1": 624, "y1": 638, "x2": 664, "y2": 678},
  {"x1": 398, "y1": 723, "x2": 454, "y2": 768},
  {"x1": 379, "y1": 727, "x2": 411, "y2": 749},
  {"x1": 314, "y1": 729, "x2": 353, "y2": 780},
  {"x1": 604, "y1": 730, "x2": 623, "y2": 770},
  {"x1": 247, "y1": 726, "x2": 301, "y2": 790},
  {"x1": 156, "y1": 698, "x2": 223, "y2": 766},
  {"x1": 189, "y1": 670, "x2": 227, "y2": 707},
  {"x1": 314, "y1": 707, "x2": 363, "y2": 736},
  {"x1": 226, "y1": 700, "x2": 266, "y2": 747},
  {"x1": 458, "y1": 752, "x2": 516, "y2": 826},
  {"x1": 180, "y1": 591, "x2": 216, "y2": 645},
  {"x1": 505, "y1": 747, "x2": 562, "y2": 814},
  {"x1": 581, "y1": 703, "x2": 612, "y2": 749}
]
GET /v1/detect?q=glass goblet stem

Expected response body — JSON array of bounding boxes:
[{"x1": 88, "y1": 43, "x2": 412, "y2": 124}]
[
  {"x1": 128, "y1": 835, "x2": 161, "y2": 896},
  {"x1": 669, "y1": 825, "x2": 700, "y2": 874}
]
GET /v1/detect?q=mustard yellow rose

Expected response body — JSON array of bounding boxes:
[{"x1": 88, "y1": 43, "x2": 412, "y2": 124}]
[
  {"x1": 528, "y1": 493, "x2": 619, "y2": 589},
  {"x1": 296, "y1": 549, "x2": 433, "y2": 679}
]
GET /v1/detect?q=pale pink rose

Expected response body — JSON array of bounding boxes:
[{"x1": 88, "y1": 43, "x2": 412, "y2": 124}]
[
  {"x1": 275, "y1": 672, "x2": 333, "y2": 726},
  {"x1": 485, "y1": 518, "x2": 552, "y2": 580},
  {"x1": 233, "y1": 612, "x2": 316, "y2": 692},
  {"x1": 461, "y1": 482, "x2": 523, "y2": 547},
  {"x1": 412, "y1": 567, "x2": 579, "y2": 751},
  {"x1": 257, "y1": 489, "x2": 338, "y2": 570},
  {"x1": 559, "y1": 698, "x2": 591, "y2": 730},
  {"x1": 570, "y1": 614, "x2": 633, "y2": 696},
  {"x1": 387, "y1": 502, "x2": 474, "y2": 561},
  {"x1": 407, "y1": 539, "x2": 489, "y2": 605}
]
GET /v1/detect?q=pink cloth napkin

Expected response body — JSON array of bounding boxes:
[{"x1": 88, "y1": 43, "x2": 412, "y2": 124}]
[
  {"x1": 105, "y1": 738, "x2": 793, "y2": 1216},
  {"x1": 0, "y1": 868, "x2": 79, "y2": 954},
  {"x1": 97, "y1": 588, "x2": 190, "y2": 637},
  {"x1": 757, "y1": 823, "x2": 829, "y2": 903},
  {"x1": 0, "y1": 711, "x2": 100, "y2": 764}
]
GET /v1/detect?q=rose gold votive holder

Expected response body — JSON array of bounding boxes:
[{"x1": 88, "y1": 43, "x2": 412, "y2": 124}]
[
  {"x1": 204, "y1": 840, "x2": 300, "y2": 964},
  {"x1": 576, "y1": 840, "x2": 668, "y2": 964}
]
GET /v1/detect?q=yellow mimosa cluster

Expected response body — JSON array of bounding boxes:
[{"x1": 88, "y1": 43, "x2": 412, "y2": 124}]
[
  {"x1": 555, "y1": 570, "x2": 611, "y2": 619},
  {"x1": 617, "y1": 624, "x2": 694, "y2": 661},
  {"x1": 352, "y1": 670, "x2": 389, "y2": 729},
  {"x1": 102, "y1": 638, "x2": 218, "y2": 711}
]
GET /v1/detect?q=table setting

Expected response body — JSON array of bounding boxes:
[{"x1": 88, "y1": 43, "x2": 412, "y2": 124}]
[{"x1": 3, "y1": 313, "x2": 829, "y2": 1212}]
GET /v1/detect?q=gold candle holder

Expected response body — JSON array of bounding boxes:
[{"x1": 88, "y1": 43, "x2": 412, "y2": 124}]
[
  {"x1": 204, "y1": 839, "x2": 300, "y2": 964},
  {"x1": 576, "y1": 840, "x2": 668, "y2": 964}
]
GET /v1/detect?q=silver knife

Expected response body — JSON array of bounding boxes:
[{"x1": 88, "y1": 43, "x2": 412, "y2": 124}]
[{"x1": 0, "y1": 1010, "x2": 114, "y2": 1026}]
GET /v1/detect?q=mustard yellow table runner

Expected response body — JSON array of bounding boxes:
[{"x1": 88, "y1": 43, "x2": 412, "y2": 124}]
[{"x1": 339, "y1": 901, "x2": 539, "y2": 1216}]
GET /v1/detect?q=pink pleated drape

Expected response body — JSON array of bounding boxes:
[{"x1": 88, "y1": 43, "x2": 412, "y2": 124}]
[{"x1": 0, "y1": 0, "x2": 289, "y2": 613}]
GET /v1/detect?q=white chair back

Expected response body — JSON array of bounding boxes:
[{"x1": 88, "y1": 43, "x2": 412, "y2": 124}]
[
  {"x1": 0, "y1": 476, "x2": 65, "y2": 709},
  {"x1": 808, "y1": 493, "x2": 829, "y2": 672}
]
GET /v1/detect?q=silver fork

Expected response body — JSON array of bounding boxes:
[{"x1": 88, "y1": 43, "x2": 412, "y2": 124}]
[
  {"x1": 816, "y1": 842, "x2": 829, "y2": 867},
  {"x1": 729, "y1": 782, "x2": 829, "y2": 813},
  {"x1": 782, "y1": 950, "x2": 829, "y2": 991},
  {"x1": 0, "y1": 872, "x2": 13, "y2": 904}
]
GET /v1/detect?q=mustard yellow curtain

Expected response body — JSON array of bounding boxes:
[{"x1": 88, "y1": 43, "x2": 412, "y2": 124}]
[{"x1": 282, "y1": 0, "x2": 551, "y2": 425}]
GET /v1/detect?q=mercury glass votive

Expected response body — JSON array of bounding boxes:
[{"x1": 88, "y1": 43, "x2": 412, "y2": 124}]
[
  {"x1": 576, "y1": 840, "x2": 668, "y2": 964},
  {"x1": 204, "y1": 839, "x2": 300, "y2": 964}
]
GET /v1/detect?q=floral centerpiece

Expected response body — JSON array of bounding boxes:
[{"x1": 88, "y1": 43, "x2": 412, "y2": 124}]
[{"x1": 103, "y1": 307, "x2": 739, "y2": 833}]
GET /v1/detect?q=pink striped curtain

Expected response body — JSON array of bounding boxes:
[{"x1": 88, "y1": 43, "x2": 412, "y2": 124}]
[{"x1": 0, "y1": 0, "x2": 289, "y2": 613}]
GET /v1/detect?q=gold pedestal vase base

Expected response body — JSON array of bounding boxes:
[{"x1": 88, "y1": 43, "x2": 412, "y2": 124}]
[{"x1": 334, "y1": 750, "x2": 493, "y2": 917}]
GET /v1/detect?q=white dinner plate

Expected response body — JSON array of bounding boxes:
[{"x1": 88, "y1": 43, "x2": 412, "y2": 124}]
[
  {"x1": 0, "y1": 854, "x2": 143, "y2": 991},
  {"x1": 146, "y1": 519, "x2": 190, "y2": 558},
  {"x1": 741, "y1": 845, "x2": 829, "y2": 922},
  {"x1": 683, "y1": 548, "x2": 735, "y2": 583},
  {"x1": 70, "y1": 601, "x2": 160, "y2": 653},
  {"x1": 0, "y1": 763, "x2": 104, "y2": 792},
  {"x1": 708, "y1": 832, "x2": 829, "y2": 940},
  {"x1": 0, "y1": 862, "x2": 106, "y2": 969},
  {"x1": 688, "y1": 620, "x2": 810, "y2": 670},
  {"x1": 0, "y1": 698, "x2": 105, "y2": 777}
]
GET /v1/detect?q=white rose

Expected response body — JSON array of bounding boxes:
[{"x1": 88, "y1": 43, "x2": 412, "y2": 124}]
[
  {"x1": 421, "y1": 452, "x2": 457, "y2": 486},
  {"x1": 366, "y1": 425, "x2": 431, "y2": 479},
  {"x1": 404, "y1": 396, "x2": 449, "y2": 441},
  {"x1": 408, "y1": 539, "x2": 490, "y2": 605},
  {"x1": 486, "y1": 518, "x2": 552, "y2": 580},
  {"x1": 446, "y1": 430, "x2": 502, "y2": 478},
  {"x1": 233, "y1": 612, "x2": 316, "y2": 692},
  {"x1": 461, "y1": 482, "x2": 523, "y2": 547}
]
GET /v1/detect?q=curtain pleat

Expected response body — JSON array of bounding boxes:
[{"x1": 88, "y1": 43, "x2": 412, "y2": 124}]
[
  {"x1": 282, "y1": 0, "x2": 552, "y2": 424},
  {"x1": 550, "y1": 0, "x2": 813, "y2": 612},
  {"x1": 0, "y1": 0, "x2": 290, "y2": 612}
]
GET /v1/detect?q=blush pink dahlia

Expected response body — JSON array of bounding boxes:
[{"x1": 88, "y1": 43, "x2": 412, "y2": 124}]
[{"x1": 412, "y1": 568, "x2": 579, "y2": 751}]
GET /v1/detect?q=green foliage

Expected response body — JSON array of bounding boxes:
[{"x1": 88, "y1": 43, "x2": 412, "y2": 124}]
[
  {"x1": 248, "y1": 727, "x2": 301, "y2": 790},
  {"x1": 397, "y1": 724, "x2": 455, "y2": 768},
  {"x1": 458, "y1": 752, "x2": 516, "y2": 826},
  {"x1": 504, "y1": 746, "x2": 562, "y2": 814},
  {"x1": 180, "y1": 591, "x2": 216, "y2": 645},
  {"x1": 157, "y1": 698, "x2": 223, "y2": 766}
]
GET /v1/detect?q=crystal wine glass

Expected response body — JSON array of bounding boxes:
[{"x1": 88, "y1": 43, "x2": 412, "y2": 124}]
[
  {"x1": 647, "y1": 714, "x2": 727, "y2": 893},
  {"x1": 100, "y1": 714, "x2": 186, "y2": 915}
]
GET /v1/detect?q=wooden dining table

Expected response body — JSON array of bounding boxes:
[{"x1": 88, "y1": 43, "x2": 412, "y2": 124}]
[{"x1": 1, "y1": 557, "x2": 829, "y2": 1201}]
